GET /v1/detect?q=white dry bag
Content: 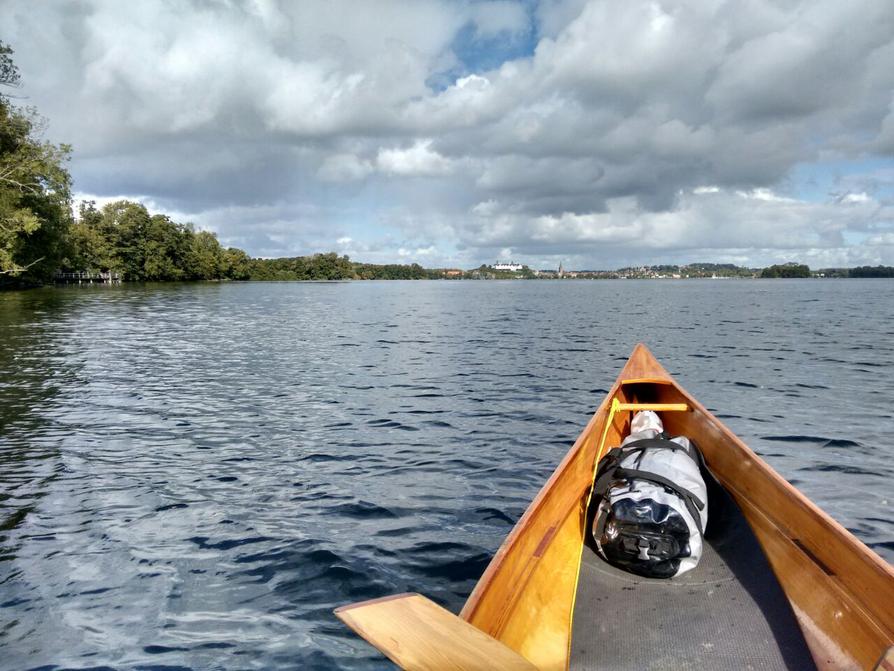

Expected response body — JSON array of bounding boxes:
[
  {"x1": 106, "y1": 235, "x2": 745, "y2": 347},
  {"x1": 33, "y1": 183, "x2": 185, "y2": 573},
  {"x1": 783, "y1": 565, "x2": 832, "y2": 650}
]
[{"x1": 590, "y1": 411, "x2": 708, "y2": 578}]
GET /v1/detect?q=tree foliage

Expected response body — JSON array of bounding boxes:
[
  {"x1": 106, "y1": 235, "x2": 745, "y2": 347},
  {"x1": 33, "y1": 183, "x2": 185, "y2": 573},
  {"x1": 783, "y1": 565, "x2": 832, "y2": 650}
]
[
  {"x1": 66, "y1": 200, "x2": 441, "y2": 283},
  {"x1": 66, "y1": 199, "x2": 249, "y2": 281},
  {"x1": 0, "y1": 42, "x2": 20, "y2": 89},
  {"x1": 353, "y1": 262, "x2": 428, "y2": 279},
  {"x1": 760, "y1": 263, "x2": 811, "y2": 278},
  {"x1": 0, "y1": 41, "x2": 72, "y2": 285},
  {"x1": 849, "y1": 265, "x2": 894, "y2": 278},
  {"x1": 248, "y1": 253, "x2": 355, "y2": 280}
]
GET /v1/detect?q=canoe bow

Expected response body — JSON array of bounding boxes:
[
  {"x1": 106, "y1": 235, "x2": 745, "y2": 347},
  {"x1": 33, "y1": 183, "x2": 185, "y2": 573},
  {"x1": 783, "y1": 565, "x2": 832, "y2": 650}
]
[{"x1": 338, "y1": 344, "x2": 894, "y2": 670}]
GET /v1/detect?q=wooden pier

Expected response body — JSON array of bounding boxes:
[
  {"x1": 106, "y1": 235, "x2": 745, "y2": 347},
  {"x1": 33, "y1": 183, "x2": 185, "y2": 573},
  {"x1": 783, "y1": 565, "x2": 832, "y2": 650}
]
[{"x1": 53, "y1": 271, "x2": 122, "y2": 285}]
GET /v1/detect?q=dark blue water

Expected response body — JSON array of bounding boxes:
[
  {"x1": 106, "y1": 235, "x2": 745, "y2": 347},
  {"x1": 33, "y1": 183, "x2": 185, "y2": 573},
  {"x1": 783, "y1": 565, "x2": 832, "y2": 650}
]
[{"x1": 1, "y1": 280, "x2": 892, "y2": 670}]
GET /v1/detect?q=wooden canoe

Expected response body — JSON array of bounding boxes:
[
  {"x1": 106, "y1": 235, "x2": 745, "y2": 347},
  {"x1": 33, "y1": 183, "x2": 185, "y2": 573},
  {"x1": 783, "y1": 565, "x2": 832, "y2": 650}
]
[{"x1": 336, "y1": 344, "x2": 894, "y2": 670}]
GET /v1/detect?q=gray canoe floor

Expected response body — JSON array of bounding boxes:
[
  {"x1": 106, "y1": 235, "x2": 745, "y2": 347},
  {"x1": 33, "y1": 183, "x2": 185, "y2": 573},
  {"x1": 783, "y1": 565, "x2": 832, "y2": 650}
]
[{"x1": 570, "y1": 484, "x2": 817, "y2": 671}]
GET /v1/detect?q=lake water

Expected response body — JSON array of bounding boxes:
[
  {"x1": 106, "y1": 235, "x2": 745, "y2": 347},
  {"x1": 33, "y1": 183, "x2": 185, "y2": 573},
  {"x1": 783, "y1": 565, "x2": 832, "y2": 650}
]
[{"x1": 1, "y1": 280, "x2": 892, "y2": 670}]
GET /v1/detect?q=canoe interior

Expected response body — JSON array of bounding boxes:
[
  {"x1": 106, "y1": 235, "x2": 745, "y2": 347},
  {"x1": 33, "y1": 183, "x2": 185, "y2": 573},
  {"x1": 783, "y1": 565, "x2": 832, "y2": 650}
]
[
  {"x1": 460, "y1": 345, "x2": 894, "y2": 671},
  {"x1": 571, "y1": 470, "x2": 816, "y2": 670}
]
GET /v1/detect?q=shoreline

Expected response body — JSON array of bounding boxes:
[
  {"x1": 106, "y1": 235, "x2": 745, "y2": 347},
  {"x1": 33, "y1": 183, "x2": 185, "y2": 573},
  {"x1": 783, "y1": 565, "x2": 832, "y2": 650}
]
[{"x1": 5, "y1": 275, "x2": 893, "y2": 292}]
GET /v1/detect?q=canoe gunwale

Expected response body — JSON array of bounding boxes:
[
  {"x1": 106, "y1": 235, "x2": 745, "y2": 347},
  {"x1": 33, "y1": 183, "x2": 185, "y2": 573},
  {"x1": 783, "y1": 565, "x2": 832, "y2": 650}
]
[
  {"x1": 460, "y1": 344, "x2": 894, "y2": 671},
  {"x1": 460, "y1": 346, "x2": 686, "y2": 627},
  {"x1": 336, "y1": 344, "x2": 894, "y2": 671},
  {"x1": 458, "y1": 390, "x2": 612, "y2": 625}
]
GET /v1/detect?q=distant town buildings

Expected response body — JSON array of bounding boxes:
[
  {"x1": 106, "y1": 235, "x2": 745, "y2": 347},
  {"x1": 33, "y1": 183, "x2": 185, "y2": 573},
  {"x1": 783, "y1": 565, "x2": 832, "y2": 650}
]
[{"x1": 460, "y1": 261, "x2": 769, "y2": 280}]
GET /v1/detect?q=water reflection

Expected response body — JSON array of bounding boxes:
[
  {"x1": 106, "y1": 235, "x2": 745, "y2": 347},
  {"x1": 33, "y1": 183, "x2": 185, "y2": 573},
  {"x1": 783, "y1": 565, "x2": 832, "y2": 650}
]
[{"x1": 1, "y1": 289, "x2": 82, "y2": 569}]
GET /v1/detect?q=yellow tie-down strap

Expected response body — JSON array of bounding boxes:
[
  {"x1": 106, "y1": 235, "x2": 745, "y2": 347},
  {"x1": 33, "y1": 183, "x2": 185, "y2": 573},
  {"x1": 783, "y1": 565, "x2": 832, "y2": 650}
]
[{"x1": 565, "y1": 398, "x2": 689, "y2": 669}]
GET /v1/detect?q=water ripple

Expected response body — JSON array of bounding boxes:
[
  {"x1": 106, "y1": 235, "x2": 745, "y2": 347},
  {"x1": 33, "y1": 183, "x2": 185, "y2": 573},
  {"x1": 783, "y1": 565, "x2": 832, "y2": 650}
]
[{"x1": 1, "y1": 280, "x2": 892, "y2": 670}]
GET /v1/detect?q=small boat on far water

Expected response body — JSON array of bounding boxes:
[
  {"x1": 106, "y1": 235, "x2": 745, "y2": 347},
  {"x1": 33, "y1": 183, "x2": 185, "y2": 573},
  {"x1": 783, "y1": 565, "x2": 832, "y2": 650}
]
[{"x1": 336, "y1": 344, "x2": 894, "y2": 670}]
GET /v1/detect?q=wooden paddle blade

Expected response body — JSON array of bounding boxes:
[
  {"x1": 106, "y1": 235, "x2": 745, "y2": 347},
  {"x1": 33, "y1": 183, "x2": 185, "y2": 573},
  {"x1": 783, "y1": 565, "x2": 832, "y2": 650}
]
[{"x1": 335, "y1": 593, "x2": 539, "y2": 671}]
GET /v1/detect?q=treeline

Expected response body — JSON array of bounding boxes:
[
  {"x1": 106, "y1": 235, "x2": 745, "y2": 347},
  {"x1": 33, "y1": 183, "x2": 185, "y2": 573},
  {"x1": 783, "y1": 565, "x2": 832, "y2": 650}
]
[
  {"x1": 69, "y1": 207, "x2": 441, "y2": 281},
  {"x1": 69, "y1": 200, "x2": 251, "y2": 281},
  {"x1": 763, "y1": 264, "x2": 894, "y2": 278},
  {"x1": 849, "y1": 265, "x2": 894, "y2": 278},
  {"x1": 250, "y1": 255, "x2": 431, "y2": 280},
  {"x1": 353, "y1": 262, "x2": 429, "y2": 280},
  {"x1": 760, "y1": 263, "x2": 811, "y2": 278},
  {"x1": 249, "y1": 253, "x2": 354, "y2": 280}
]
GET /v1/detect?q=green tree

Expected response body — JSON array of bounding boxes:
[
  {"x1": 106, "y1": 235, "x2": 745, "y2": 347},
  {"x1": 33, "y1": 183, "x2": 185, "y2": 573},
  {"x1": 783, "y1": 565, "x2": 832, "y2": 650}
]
[
  {"x1": 222, "y1": 247, "x2": 251, "y2": 280},
  {"x1": 66, "y1": 201, "x2": 112, "y2": 272},
  {"x1": 65, "y1": 198, "x2": 242, "y2": 282},
  {"x1": 0, "y1": 41, "x2": 72, "y2": 284},
  {"x1": 143, "y1": 214, "x2": 192, "y2": 280},
  {"x1": 0, "y1": 43, "x2": 19, "y2": 89},
  {"x1": 849, "y1": 265, "x2": 894, "y2": 278},
  {"x1": 760, "y1": 263, "x2": 810, "y2": 278},
  {"x1": 97, "y1": 200, "x2": 153, "y2": 279},
  {"x1": 188, "y1": 229, "x2": 224, "y2": 279}
]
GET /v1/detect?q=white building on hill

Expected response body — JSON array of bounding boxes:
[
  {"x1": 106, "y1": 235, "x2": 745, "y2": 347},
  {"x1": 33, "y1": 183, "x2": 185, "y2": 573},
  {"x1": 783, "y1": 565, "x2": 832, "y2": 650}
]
[{"x1": 493, "y1": 262, "x2": 524, "y2": 272}]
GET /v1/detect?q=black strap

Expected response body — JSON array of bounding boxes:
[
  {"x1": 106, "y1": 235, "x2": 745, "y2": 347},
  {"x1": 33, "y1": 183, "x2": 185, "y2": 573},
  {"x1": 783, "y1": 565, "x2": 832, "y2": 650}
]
[
  {"x1": 611, "y1": 468, "x2": 704, "y2": 510},
  {"x1": 615, "y1": 468, "x2": 704, "y2": 534},
  {"x1": 621, "y1": 437, "x2": 698, "y2": 461},
  {"x1": 592, "y1": 444, "x2": 706, "y2": 534},
  {"x1": 688, "y1": 437, "x2": 721, "y2": 488},
  {"x1": 594, "y1": 465, "x2": 703, "y2": 508}
]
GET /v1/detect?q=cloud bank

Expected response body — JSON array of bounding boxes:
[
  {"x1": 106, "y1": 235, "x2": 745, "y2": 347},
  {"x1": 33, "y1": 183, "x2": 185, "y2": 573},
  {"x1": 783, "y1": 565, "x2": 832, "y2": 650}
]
[{"x1": 2, "y1": 0, "x2": 893, "y2": 267}]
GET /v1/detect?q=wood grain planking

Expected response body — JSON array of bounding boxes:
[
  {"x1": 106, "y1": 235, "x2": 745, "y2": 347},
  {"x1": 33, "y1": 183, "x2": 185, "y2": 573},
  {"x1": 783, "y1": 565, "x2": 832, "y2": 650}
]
[
  {"x1": 335, "y1": 593, "x2": 538, "y2": 671},
  {"x1": 336, "y1": 344, "x2": 894, "y2": 671},
  {"x1": 458, "y1": 350, "x2": 660, "y2": 668},
  {"x1": 653, "y1": 368, "x2": 894, "y2": 668}
]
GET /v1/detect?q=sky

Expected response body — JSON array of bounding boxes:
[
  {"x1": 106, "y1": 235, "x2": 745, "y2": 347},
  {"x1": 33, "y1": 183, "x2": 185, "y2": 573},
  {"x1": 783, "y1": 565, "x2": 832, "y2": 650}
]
[{"x1": 2, "y1": 0, "x2": 894, "y2": 269}]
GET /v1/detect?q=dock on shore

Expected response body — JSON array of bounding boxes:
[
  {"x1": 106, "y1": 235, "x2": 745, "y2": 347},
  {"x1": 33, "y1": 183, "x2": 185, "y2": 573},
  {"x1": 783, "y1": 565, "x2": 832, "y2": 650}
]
[{"x1": 53, "y1": 271, "x2": 122, "y2": 285}]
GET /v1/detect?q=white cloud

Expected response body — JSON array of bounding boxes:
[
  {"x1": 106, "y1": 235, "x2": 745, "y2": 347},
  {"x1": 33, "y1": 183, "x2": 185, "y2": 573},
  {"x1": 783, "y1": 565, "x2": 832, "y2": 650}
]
[
  {"x1": 377, "y1": 140, "x2": 454, "y2": 177},
  {"x1": 460, "y1": 186, "x2": 894, "y2": 262},
  {"x1": 3, "y1": 0, "x2": 894, "y2": 267}
]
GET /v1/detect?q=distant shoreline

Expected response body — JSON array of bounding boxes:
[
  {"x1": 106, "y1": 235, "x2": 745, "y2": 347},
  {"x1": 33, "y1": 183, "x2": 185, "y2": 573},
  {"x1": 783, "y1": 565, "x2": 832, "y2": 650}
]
[
  {"x1": 14, "y1": 274, "x2": 892, "y2": 291},
  {"x1": 5, "y1": 257, "x2": 894, "y2": 291}
]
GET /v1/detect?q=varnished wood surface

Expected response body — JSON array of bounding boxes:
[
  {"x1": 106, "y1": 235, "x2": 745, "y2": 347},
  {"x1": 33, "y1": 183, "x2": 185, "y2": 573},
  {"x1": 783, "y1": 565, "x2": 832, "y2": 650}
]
[
  {"x1": 459, "y1": 371, "x2": 626, "y2": 669},
  {"x1": 337, "y1": 344, "x2": 894, "y2": 670},
  {"x1": 458, "y1": 345, "x2": 673, "y2": 668},
  {"x1": 459, "y1": 343, "x2": 893, "y2": 670},
  {"x1": 334, "y1": 593, "x2": 538, "y2": 671},
  {"x1": 654, "y1": 371, "x2": 894, "y2": 669}
]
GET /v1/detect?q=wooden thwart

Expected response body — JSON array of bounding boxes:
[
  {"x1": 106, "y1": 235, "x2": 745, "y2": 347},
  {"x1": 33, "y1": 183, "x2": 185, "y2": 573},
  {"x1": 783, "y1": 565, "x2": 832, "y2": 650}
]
[{"x1": 335, "y1": 593, "x2": 538, "y2": 671}]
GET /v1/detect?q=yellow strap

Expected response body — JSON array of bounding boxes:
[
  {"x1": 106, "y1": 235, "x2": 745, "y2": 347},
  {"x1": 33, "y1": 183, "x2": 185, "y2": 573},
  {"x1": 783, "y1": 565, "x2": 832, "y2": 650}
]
[
  {"x1": 614, "y1": 402, "x2": 689, "y2": 413},
  {"x1": 565, "y1": 398, "x2": 689, "y2": 669},
  {"x1": 593, "y1": 398, "x2": 620, "y2": 468}
]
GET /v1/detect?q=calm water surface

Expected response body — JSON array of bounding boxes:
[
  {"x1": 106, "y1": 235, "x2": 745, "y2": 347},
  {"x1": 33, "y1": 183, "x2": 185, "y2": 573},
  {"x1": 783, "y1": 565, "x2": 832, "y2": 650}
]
[{"x1": 1, "y1": 280, "x2": 892, "y2": 670}]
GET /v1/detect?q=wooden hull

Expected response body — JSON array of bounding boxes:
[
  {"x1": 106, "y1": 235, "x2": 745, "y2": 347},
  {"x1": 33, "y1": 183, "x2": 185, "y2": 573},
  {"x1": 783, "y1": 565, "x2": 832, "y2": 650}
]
[{"x1": 338, "y1": 344, "x2": 894, "y2": 670}]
